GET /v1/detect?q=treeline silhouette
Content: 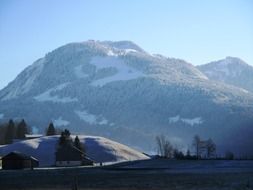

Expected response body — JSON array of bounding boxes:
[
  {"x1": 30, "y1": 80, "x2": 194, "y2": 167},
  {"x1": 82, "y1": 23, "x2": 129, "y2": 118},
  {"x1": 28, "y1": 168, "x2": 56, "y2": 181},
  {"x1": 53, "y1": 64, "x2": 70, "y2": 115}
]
[
  {"x1": 155, "y1": 134, "x2": 252, "y2": 160},
  {"x1": 0, "y1": 119, "x2": 61, "y2": 145}
]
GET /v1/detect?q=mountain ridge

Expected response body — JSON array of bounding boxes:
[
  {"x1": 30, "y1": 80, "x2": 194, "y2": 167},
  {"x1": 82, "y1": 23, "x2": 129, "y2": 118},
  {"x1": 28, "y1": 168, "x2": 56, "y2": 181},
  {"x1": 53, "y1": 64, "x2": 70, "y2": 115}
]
[
  {"x1": 197, "y1": 56, "x2": 253, "y2": 92},
  {"x1": 0, "y1": 40, "x2": 253, "y2": 156}
]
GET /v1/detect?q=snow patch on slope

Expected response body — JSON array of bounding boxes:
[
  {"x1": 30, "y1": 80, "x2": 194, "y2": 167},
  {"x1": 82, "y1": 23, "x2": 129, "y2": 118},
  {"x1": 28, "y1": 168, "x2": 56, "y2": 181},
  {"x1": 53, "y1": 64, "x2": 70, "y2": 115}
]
[
  {"x1": 34, "y1": 83, "x2": 78, "y2": 103},
  {"x1": 169, "y1": 115, "x2": 203, "y2": 126},
  {"x1": 0, "y1": 113, "x2": 4, "y2": 119},
  {"x1": 74, "y1": 65, "x2": 89, "y2": 78},
  {"x1": 75, "y1": 110, "x2": 97, "y2": 125},
  {"x1": 75, "y1": 110, "x2": 111, "y2": 126},
  {"x1": 124, "y1": 49, "x2": 137, "y2": 53},
  {"x1": 181, "y1": 117, "x2": 203, "y2": 126},
  {"x1": 53, "y1": 117, "x2": 70, "y2": 127},
  {"x1": 90, "y1": 56, "x2": 145, "y2": 86}
]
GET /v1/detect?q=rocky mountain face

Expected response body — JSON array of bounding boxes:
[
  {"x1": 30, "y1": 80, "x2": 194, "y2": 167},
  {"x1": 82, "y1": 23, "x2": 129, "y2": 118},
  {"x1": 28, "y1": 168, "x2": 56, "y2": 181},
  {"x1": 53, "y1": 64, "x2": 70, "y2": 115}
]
[
  {"x1": 197, "y1": 57, "x2": 253, "y2": 92},
  {"x1": 0, "y1": 41, "x2": 253, "y2": 156}
]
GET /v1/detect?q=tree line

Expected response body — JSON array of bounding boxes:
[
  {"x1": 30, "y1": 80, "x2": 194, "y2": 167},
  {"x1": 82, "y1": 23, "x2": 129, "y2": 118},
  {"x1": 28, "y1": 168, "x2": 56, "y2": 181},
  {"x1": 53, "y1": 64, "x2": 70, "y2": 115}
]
[
  {"x1": 0, "y1": 119, "x2": 61, "y2": 145},
  {"x1": 0, "y1": 119, "x2": 30, "y2": 144},
  {"x1": 155, "y1": 134, "x2": 223, "y2": 160}
]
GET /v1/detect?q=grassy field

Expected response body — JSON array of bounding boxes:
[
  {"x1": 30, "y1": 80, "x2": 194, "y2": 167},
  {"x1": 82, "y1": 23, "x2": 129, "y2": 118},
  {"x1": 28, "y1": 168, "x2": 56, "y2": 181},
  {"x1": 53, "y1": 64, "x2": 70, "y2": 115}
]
[{"x1": 0, "y1": 160, "x2": 253, "y2": 190}]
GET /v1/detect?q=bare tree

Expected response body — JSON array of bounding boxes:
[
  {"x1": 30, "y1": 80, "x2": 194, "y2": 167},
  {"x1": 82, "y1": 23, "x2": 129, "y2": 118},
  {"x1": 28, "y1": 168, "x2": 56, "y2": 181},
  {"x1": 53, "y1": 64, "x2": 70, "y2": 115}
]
[
  {"x1": 192, "y1": 135, "x2": 201, "y2": 159},
  {"x1": 156, "y1": 135, "x2": 173, "y2": 158},
  {"x1": 206, "y1": 138, "x2": 216, "y2": 158}
]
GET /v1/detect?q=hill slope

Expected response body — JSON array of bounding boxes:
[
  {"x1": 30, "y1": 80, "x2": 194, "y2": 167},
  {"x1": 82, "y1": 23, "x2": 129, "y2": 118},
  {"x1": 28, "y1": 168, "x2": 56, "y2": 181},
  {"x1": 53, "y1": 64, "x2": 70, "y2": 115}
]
[{"x1": 0, "y1": 135, "x2": 149, "y2": 166}]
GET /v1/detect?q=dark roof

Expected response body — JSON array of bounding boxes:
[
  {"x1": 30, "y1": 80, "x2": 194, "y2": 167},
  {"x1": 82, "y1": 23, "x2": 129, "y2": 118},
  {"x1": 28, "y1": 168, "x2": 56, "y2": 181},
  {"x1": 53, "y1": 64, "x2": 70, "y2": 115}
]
[
  {"x1": 56, "y1": 145, "x2": 83, "y2": 161},
  {"x1": 1, "y1": 151, "x2": 38, "y2": 161}
]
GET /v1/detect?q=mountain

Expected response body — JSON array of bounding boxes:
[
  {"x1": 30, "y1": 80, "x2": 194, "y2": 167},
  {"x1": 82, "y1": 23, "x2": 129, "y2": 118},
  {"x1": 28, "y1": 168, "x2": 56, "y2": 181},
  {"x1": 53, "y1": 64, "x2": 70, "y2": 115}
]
[
  {"x1": 197, "y1": 57, "x2": 253, "y2": 92},
  {"x1": 0, "y1": 135, "x2": 149, "y2": 166},
  {"x1": 0, "y1": 41, "x2": 253, "y2": 156}
]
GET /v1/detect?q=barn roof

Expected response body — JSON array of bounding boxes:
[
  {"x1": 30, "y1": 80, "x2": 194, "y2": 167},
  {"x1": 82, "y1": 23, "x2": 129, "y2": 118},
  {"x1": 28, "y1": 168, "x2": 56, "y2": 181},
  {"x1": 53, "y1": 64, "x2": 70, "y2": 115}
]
[{"x1": 1, "y1": 151, "x2": 38, "y2": 161}]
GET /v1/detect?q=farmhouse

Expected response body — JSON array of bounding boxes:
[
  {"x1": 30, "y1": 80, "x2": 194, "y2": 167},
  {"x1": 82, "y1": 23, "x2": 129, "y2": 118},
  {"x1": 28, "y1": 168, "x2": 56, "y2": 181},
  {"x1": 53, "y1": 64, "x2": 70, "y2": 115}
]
[
  {"x1": 55, "y1": 145, "x2": 94, "y2": 167},
  {"x1": 1, "y1": 151, "x2": 39, "y2": 170}
]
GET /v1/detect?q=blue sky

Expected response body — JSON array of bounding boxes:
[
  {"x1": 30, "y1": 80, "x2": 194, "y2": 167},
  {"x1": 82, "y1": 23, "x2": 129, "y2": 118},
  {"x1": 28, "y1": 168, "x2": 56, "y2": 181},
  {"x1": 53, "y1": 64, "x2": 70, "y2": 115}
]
[{"x1": 0, "y1": 0, "x2": 253, "y2": 90}]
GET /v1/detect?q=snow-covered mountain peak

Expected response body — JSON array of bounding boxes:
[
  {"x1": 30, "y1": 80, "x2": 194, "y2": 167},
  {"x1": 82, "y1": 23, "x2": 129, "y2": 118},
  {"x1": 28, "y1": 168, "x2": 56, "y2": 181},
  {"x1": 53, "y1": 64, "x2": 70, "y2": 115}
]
[
  {"x1": 198, "y1": 57, "x2": 253, "y2": 92},
  {"x1": 219, "y1": 56, "x2": 247, "y2": 66},
  {"x1": 1, "y1": 41, "x2": 253, "y2": 156}
]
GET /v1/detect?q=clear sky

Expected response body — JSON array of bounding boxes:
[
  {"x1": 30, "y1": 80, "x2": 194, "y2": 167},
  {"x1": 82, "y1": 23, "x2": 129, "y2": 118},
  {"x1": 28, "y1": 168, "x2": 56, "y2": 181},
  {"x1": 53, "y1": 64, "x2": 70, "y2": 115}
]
[{"x1": 0, "y1": 0, "x2": 253, "y2": 90}]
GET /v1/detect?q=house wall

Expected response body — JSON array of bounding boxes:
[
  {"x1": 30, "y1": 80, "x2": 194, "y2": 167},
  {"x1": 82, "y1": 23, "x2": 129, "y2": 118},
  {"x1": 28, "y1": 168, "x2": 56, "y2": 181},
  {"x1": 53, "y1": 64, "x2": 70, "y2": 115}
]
[
  {"x1": 2, "y1": 160, "x2": 32, "y2": 170},
  {"x1": 56, "y1": 161, "x2": 82, "y2": 167}
]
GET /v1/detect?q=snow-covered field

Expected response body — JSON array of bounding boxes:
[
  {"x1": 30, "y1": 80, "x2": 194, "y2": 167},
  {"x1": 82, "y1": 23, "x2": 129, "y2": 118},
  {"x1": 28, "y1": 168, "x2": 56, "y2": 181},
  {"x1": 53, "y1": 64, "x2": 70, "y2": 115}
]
[
  {"x1": 108, "y1": 158, "x2": 253, "y2": 173},
  {"x1": 0, "y1": 135, "x2": 149, "y2": 166}
]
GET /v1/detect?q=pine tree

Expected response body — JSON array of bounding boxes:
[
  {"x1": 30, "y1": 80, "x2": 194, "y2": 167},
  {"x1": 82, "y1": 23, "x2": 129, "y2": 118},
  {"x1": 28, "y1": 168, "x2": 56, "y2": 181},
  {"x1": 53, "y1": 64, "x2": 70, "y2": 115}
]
[
  {"x1": 46, "y1": 122, "x2": 56, "y2": 136},
  {"x1": 74, "y1": 136, "x2": 84, "y2": 152},
  {"x1": 58, "y1": 129, "x2": 73, "y2": 146},
  {"x1": 59, "y1": 131, "x2": 66, "y2": 146},
  {"x1": 16, "y1": 119, "x2": 28, "y2": 139},
  {"x1": 4, "y1": 119, "x2": 16, "y2": 144}
]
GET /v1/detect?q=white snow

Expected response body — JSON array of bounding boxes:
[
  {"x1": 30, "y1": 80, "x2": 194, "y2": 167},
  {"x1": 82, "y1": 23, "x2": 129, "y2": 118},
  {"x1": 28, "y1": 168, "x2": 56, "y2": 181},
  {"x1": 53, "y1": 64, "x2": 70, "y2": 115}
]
[
  {"x1": 107, "y1": 49, "x2": 117, "y2": 56},
  {"x1": 53, "y1": 117, "x2": 70, "y2": 127},
  {"x1": 74, "y1": 65, "x2": 89, "y2": 78},
  {"x1": 0, "y1": 135, "x2": 149, "y2": 166},
  {"x1": 75, "y1": 110, "x2": 110, "y2": 126},
  {"x1": 169, "y1": 115, "x2": 180, "y2": 123},
  {"x1": 0, "y1": 113, "x2": 4, "y2": 119},
  {"x1": 90, "y1": 56, "x2": 145, "y2": 86},
  {"x1": 124, "y1": 49, "x2": 137, "y2": 53},
  {"x1": 75, "y1": 110, "x2": 97, "y2": 125},
  {"x1": 181, "y1": 117, "x2": 203, "y2": 126},
  {"x1": 34, "y1": 83, "x2": 78, "y2": 103},
  {"x1": 98, "y1": 118, "x2": 108, "y2": 125},
  {"x1": 169, "y1": 115, "x2": 204, "y2": 126}
]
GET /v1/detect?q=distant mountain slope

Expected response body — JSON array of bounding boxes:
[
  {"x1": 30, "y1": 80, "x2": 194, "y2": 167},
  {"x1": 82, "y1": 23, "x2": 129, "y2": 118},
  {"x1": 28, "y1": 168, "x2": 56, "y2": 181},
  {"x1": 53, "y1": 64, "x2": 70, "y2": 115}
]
[
  {"x1": 197, "y1": 57, "x2": 253, "y2": 92},
  {"x1": 0, "y1": 135, "x2": 149, "y2": 166},
  {"x1": 0, "y1": 41, "x2": 253, "y2": 156}
]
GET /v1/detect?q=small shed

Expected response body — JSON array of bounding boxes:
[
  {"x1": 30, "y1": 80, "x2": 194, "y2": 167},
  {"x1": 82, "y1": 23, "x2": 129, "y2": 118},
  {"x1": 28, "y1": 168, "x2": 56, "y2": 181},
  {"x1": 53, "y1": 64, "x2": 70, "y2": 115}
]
[
  {"x1": 1, "y1": 151, "x2": 39, "y2": 170},
  {"x1": 55, "y1": 145, "x2": 94, "y2": 167},
  {"x1": 25, "y1": 134, "x2": 43, "y2": 140}
]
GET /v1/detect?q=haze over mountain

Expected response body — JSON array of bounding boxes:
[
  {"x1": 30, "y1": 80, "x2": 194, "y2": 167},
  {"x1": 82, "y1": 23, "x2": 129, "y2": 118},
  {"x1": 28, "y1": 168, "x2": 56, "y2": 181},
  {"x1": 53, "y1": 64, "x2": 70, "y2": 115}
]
[
  {"x1": 198, "y1": 57, "x2": 253, "y2": 93},
  {"x1": 0, "y1": 40, "x2": 252, "y2": 156}
]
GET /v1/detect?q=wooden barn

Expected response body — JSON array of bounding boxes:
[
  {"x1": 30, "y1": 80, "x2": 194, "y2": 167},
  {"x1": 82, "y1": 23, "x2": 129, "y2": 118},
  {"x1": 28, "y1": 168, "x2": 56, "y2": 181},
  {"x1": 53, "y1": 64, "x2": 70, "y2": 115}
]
[
  {"x1": 55, "y1": 145, "x2": 94, "y2": 167},
  {"x1": 1, "y1": 151, "x2": 39, "y2": 170}
]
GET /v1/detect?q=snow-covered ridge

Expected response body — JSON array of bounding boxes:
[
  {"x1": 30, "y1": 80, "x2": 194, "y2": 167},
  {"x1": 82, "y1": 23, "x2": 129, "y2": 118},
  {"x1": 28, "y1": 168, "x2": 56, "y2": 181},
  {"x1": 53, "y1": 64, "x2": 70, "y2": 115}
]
[
  {"x1": 34, "y1": 83, "x2": 78, "y2": 103},
  {"x1": 1, "y1": 58, "x2": 45, "y2": 101},
  {"x1": 169, "y1": 115, "x2": 204, "y2": 126},
  {"x1": 99, "y1": 40, "x2": 145, "y2": 52},
  {"x1": 197, "y1": 56, "x2": 253, "y2": 92}
]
